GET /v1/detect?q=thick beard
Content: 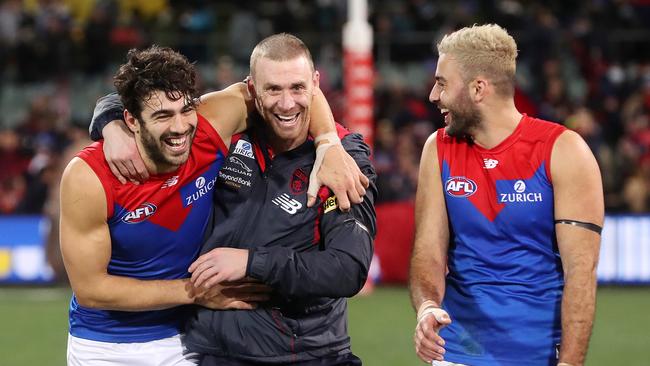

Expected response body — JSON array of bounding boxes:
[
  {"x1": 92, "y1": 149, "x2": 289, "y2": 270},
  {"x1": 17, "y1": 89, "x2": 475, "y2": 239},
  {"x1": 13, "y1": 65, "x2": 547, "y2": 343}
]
[
  {"x1": 444, "y1": 91, "x2": 482, "y2": 140},
  {"x1": 140, "y1": 124, "x2": 195, "y2": 170}
]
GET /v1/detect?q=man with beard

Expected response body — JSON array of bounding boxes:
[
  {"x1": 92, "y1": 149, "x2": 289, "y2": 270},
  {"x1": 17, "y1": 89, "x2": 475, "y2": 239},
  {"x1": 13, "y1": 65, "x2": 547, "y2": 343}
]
[
  {"x1": 409, "y1": 24, "x2": 603, "y2": 366},
  {"x1": 60, "y1": 45, "x2": 366, "y2": 365}
]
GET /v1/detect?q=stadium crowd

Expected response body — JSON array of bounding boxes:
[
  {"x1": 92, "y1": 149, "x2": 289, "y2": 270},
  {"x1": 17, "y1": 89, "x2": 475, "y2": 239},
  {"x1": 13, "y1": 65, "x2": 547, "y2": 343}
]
[{"x1": 1, "y1": 0, "x2": 650, "y2": 215}]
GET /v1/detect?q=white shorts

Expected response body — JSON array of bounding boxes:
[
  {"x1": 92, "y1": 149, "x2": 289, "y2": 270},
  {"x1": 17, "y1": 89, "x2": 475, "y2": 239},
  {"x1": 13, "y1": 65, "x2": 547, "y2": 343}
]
[
  {"x1": 67, "y1": 333, "x2": 199, "y2": 366},
  {"x1": 432, "y1": 361, "x2": 468, "y2": 366}
]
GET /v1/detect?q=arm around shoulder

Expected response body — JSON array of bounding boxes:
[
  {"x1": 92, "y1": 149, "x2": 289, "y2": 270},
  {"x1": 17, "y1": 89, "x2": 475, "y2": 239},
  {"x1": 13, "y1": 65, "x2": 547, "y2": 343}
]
[
  {"x1": 196, "y1": 82, "x2": 251, "y2": 146},
  {"x1": 89, "y1": 92, "x2": 124, "y2": 141}
]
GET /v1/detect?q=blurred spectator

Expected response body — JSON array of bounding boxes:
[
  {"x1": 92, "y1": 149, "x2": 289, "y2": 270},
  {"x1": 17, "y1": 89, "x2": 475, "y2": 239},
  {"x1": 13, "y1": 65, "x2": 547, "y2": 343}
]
[
  {"x1": 81, "y1": 2, "x2": 114, "y2": 75},
  {"x1": 0, "y1": 129, "x2": 29, "y2": 214},
  {"x1": 177, "y1": 0, "x2": 215, "y2": 62},
  {"x1": 622, "y1": 166, "x2": 649, "y2": 213},
  {"x1": 228, "y1": 3, "x2": 259, "y2": 65}
]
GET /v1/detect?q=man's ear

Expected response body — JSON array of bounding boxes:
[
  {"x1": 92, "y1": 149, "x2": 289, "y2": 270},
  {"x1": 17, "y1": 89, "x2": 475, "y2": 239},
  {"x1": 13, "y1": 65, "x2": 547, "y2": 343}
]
[
  {"x1": 124, "y1": 110, "x2": 139, "y2": 134},
  {"x1": 313, "y1": 70, "x2": 320, "y2": 90},
  {"x1": 471, "y1": 77, "x2": 489, "y2": 103},
  {"x1": 246, "y1": 76, "x2": 256, "y2": 99}
]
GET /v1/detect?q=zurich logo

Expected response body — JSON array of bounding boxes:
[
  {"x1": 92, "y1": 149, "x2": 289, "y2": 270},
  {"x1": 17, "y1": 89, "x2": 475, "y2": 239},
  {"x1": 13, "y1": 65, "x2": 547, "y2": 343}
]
[
  {"x1": 514, "y1": 180, "x2": 526, "y2": 193},
  {"x1": 195, "y1": 176, "x2": 206, "y2": 189},
  {"x1": 121, "y1": 203, "x2": 157, "y2": 224},
  {"x1": 445, "y1": 176, "x2": 477, "y2": 198}
]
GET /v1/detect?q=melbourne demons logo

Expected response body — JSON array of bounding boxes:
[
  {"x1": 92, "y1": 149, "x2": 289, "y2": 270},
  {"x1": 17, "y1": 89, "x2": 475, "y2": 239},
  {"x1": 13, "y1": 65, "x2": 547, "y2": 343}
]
[
  {"x1": 121, "y1": 203, "x2": 157, "y2": 224},
  {"x1": 445, "y1": 176, "x2": 477, "y2": 197},
  {"x1": 290, "y1": 168, "x2": 308, "y2": 194}
]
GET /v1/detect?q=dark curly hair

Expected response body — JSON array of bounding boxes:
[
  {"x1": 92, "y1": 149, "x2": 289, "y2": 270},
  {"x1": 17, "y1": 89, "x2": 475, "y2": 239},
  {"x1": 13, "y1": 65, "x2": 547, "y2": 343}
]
[{"x1": 113, "y1": 45, "x2": 197, "y2": 120}]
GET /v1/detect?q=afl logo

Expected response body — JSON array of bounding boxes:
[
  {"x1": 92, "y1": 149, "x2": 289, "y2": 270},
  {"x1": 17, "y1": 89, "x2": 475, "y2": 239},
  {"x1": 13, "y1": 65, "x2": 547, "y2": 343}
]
[
  {"x1": 445, "y1": 176, "x2": 477, "y2": 197},
  {"x1": 195, "y1": 176, "x2": 206, "y2": 189},
  {"x1": 121, "y1": 203, "x2": 157, "y2": 224}
]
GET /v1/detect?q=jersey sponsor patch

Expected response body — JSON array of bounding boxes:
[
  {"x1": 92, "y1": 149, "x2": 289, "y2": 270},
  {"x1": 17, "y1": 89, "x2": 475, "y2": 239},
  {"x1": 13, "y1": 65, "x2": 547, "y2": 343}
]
[
  {"x1": 121, "y1": 203, "x2": 157, "y2": 224},
  {"x1": 445, "y1": 176, "x2": 477, "y2": 198},
  {"x1": 233, "y1": 139, "x2": 254, "y2": 158},
  {"x1": 184, "y1": 175, "x2": 218, "y2": 207},
  {"x1": 229, "y1": 156, "x2": 252, "y2": 172},
  {"x1": 324, "y1": 195, "x2": 338, "y2": 213},
  {"x1": 498, "y1": 179, "x2": 544, "y2": 203}
]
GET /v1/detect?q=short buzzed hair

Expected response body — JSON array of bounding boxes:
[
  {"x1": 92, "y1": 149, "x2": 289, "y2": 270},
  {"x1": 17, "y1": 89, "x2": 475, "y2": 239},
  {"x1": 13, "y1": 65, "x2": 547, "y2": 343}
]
[
  {"x1": 249, "y1": 33, "x2": 314, "y2": 79},
  {"x1": 437, "y1": 24, "x2": 518, "y2": 97}
]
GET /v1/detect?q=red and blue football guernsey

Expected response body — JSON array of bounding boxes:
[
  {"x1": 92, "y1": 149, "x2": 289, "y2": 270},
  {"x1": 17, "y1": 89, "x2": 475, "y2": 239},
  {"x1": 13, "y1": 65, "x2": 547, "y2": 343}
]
[
  {"x1": 437, "y1": 115, "x2": 567, "y2": 365},
  {"x1": 69, "y1": 114, "x2": 228, "y2": 343}
]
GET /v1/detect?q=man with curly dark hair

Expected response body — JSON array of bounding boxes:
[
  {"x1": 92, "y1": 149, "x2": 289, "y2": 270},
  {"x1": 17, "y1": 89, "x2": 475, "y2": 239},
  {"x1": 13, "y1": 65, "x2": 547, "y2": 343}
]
[{"x1": 60, "y1": 45, "x2": 266, "y2": 365}]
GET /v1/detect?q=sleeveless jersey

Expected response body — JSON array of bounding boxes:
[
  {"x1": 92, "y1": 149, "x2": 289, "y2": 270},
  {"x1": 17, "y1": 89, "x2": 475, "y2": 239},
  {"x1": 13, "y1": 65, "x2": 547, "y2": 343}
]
[
  {"x1": 436, "y1": 115, "x2": 567, "y2": 365},
  {"x1": 69, "y1": 114, "x2": 227, "y2": 343}
]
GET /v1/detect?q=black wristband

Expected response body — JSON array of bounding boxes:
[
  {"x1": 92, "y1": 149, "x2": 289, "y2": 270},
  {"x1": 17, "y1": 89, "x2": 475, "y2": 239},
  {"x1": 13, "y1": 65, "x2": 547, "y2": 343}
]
[{"x1": 554, "y1": 219, "x2": 602, "y2": 235}]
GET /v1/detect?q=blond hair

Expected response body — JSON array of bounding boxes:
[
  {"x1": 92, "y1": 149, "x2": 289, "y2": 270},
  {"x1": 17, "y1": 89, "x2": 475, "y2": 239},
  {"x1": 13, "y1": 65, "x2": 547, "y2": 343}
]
[
  {"x1": 249, "y1": 33, "x2": 314, "y2": 79},
  {"x1": 437, "y1": 24, "x2": 518, "y2": 97}
]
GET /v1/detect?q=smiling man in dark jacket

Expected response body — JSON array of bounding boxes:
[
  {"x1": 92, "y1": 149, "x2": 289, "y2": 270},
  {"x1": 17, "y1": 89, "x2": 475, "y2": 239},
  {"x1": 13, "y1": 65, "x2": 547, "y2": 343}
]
[{"x1": 184, "y1": 33, "x2": 376, "y2": 366}]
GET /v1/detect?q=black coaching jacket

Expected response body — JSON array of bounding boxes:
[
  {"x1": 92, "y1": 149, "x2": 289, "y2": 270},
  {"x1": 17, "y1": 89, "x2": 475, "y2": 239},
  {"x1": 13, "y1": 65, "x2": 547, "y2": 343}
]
[{"x1": 184, "y1": 123, "x2": 377, "y2": 363}]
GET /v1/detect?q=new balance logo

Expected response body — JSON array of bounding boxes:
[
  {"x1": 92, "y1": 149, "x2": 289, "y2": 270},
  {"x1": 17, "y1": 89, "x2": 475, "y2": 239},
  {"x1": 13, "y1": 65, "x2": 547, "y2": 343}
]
[
  {"x1": 483, "y1": 159, "x2": 498, "y2": 169},
  {"x1": 272, "y1": 193, "x2": 302, "y2": 215},
  {"x1": 161, "y1": 176, "x2": 179, "y2": 188}
]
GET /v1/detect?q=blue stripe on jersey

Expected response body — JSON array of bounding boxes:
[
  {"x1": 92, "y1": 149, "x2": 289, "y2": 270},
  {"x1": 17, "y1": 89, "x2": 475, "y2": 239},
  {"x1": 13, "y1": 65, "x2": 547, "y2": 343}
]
[{"x1": 440, "y1": 160, "x2": 563, "y2": 365}]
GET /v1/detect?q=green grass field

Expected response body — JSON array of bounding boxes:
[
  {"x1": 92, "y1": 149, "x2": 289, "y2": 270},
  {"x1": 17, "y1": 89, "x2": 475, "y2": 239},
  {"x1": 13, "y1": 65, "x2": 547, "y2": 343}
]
[{"x1": 0, "y1": 286, "x2": 648, "y2": 365}]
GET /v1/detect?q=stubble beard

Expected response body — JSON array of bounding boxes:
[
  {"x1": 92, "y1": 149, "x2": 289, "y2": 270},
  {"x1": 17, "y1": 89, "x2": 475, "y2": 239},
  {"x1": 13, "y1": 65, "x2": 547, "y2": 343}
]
[
  {"x1": 444, "y1": 91, "x2": 482, "y2": 140},
  {"x1": 139, "y1": 124, "x2": 195, "y2": 172}
]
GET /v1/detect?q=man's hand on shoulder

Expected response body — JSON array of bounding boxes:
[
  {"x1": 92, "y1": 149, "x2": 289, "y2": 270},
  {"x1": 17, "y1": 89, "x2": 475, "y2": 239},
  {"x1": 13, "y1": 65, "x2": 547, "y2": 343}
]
[
  {"x1": 103, "y1": 120, "x2": 148, "y2": 184},
  {"x1": 307, "y1": 137, "x2": 369, "y2": 211}
]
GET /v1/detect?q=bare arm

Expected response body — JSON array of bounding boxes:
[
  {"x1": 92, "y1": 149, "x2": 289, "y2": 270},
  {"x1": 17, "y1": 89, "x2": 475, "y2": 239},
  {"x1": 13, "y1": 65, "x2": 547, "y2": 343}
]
[
  {"x1": 60, "y1": 158, "x2": 195, "y2": 311},
  {"x1": 59, "y1": 158, "x2": 265, "y2": 311},
  {"x1": 408, "y1": 132, "x2": 452, "y2": 363},
  {"x1": 306, "y1": 88, "x2": 369, "y2": 210},
  {"x1": 551, "y1": 130, "x2": 603, "y2": 366},
  {"x1": 196, "y1": 82, "x2": 251, "y2": 148},
  {"x1": 409, "y1": 132, "x2": 449, "y2": 310}
]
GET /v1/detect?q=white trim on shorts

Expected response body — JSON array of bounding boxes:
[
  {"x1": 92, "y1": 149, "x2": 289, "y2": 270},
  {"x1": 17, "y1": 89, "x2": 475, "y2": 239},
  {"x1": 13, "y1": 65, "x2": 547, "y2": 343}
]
[
  {"x1": 432, "y1": 361, "x2": 469, "y2": 366},
  {"x1": 67, "y1": 333, "x2": 199, "y2": 366}
]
